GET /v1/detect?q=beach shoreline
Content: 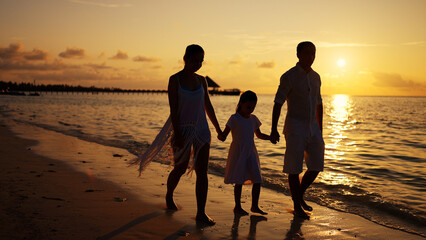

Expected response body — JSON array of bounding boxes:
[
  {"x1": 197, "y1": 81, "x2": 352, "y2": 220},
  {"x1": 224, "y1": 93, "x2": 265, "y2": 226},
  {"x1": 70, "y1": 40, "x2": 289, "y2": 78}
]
[{"x1": 0, "y1": 120, "x2": 424, "y2": 239}]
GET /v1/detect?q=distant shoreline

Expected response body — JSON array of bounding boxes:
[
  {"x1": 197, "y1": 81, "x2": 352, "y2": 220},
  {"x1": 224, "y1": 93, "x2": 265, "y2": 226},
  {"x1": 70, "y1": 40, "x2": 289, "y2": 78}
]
[
  {"x1": 0, "y1": 80, "x2": 241, "y2": 96},
  {"x1": 1, "y1": 92, "x2": 424, "y2": 97},
  {"x1": 0, "y1": 89, "x2": 243, "y2": 96},
  {"x1": 2, "y1": 81, "x2": 425, "y2": 97}
]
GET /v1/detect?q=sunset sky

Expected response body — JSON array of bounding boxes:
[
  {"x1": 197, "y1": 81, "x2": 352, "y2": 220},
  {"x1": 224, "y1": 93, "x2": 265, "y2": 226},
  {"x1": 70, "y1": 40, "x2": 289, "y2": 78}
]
[{"x1": 1, "y1": 0, "x2": 425, "y2": 96}]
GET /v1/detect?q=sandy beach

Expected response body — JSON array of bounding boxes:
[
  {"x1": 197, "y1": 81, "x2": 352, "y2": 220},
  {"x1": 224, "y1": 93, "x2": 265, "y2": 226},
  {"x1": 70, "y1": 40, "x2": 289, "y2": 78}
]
[{"x1": 0, "y1": 120, "x2": 423, "y2": 240}]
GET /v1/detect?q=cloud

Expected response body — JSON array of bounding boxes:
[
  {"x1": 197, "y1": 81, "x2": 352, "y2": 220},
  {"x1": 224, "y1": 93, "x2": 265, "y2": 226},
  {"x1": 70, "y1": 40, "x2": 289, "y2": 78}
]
[
  {"x1": 110, "y1": 50, "x2": 128, "y2": 60},
  {"x1": 0, "y1": 58, "x2": 128, "y2": 85},
  {"x1": 228, "y1": 55, "x2": 245, "y2": 65},
  {"x1": 318, "y1": 42, "x2": 380, "y2": 48},
  {"x1": 319, "y1": 41, "x2": 426, "y2": 48},
  {"x1": 372, "y1": 72, "x2": 423, "y2": 88},
  {"x1": 0, "y1": 43, "x2": 48, "y2": 61},
  {"x1": 85, "y1": 62, "x2": 115, "y2": 70},
  {"x1": 98, "y1": 52, "x2": 106, "y2": 58},
  {"x1": 257, "y1": 61, "x2": 275, "y2": 68},
  {"x1": 227, "y1": 32, "x2": 299, "y2": 54},
  {"x1": 0, "y1": 43, "x2": 145, "y2": 87},
  {"x1": 357, "y1": 71, "x2": 371, "y2": 75},
  {"x1": 29, "y1": 70, "x2": 102, "y2": 82},
  {"x1": 25, "y1": 68, "x2": 136, "y2": 83},
  {"x1": 229, "y1": 60, "x2": 242, "y2": 65},
  {"x1": 24, "y1": 48, "x2": 49, "y2": 60},
  {"x1": 0, "y1": 43, "x2": 24, "y2": 59},
  {"x1": 0, "y1": 58, "x2": 74, "y2": 71},
  {"x1": 70, "y1": 0, "x2": 132, "y2": 8},
  {"x1": 133, "y1": 55, "x2": 159, "y2": 62},
  {"x1": 402, "y1": 41, "x2": 426, "y2": 47},
  {"x1": 59, "y1": 47, "x2": 85, "y2": 59}
]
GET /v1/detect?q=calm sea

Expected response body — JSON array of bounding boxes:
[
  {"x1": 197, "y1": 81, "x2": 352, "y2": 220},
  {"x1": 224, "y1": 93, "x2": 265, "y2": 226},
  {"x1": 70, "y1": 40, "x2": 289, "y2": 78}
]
[{"x1": 1, "y1": 93, "x2": 425, "y2": 236}]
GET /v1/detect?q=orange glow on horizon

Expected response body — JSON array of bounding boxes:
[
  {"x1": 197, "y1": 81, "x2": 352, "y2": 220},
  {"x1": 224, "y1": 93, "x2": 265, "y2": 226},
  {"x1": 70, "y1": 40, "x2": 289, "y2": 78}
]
[{"x1": 0, "y1": 1, "x2": 424, "y2": 96}]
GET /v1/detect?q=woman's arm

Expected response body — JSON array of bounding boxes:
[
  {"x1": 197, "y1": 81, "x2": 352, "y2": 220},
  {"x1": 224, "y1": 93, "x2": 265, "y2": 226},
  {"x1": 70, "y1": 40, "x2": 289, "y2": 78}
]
[
  {"x1": 255, "y1": 128, "x2": 270, "y2": 141},
  {"x1": 200, "y1": 76, "x2": 222, "y2": 135},
  {"x1": 168, "y1": 75, "x2": 183, "y2": 148},
  {"x1": 218, "y1": 125, "x2": 231, "y2": 141}
]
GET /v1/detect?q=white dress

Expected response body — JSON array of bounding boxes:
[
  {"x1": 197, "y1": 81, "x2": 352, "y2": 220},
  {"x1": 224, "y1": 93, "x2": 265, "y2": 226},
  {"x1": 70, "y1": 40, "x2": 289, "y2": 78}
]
[
  {"x1": 224, "y1": 113, "x2": 262, "y2": 184},
  {"x1": 131, "y1": 75, "x2": 211, "y2": 175}
]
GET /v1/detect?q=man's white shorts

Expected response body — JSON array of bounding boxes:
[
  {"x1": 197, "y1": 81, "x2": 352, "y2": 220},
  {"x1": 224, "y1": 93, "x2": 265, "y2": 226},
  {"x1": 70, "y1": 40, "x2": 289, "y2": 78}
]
[{"x1": 283, "y1": 128, "x2": 324, "y2": 174}]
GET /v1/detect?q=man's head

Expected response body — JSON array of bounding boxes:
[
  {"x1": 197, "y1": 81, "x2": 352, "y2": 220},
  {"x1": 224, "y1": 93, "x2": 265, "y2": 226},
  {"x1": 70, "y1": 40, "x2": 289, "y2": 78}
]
[{"x1": 297, "y1": 41, "x2": 316, "y2": 69}]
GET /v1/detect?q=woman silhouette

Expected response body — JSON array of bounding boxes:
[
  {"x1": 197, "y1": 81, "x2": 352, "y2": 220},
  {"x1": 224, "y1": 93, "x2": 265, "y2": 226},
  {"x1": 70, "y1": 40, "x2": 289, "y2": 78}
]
[{"x1": 166, "y1": 44, "x2": 222, "y2": 225}]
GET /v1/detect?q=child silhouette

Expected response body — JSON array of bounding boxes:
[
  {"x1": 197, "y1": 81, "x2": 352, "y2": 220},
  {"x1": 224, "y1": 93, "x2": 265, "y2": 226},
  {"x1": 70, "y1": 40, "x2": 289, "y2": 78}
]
[{"x1": 218, "y1": 91, "x2": 270, "y2": 215}]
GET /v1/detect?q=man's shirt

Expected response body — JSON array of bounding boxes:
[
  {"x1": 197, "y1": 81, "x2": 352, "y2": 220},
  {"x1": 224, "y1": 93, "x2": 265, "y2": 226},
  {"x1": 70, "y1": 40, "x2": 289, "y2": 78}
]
[{"x1": 274, "y1": 63, "x2": 322, "y2": 135}]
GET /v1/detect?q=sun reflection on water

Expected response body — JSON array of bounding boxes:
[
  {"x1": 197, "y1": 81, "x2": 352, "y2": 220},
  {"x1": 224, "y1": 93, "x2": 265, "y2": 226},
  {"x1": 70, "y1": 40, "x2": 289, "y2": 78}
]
[
  {"x1": 320, "y1": 171, "x2": 357, "y2": 187},
  {"x1": 321, "y1": 94, "x2": 358, "y2": 186},
  {"x1": 326, "y1": 95, "x2": 356, "y2": 158}
]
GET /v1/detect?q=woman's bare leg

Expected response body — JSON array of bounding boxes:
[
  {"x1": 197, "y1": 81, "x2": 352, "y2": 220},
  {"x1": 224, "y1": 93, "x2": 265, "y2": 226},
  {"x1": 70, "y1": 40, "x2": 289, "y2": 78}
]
[
  {"x1": 166, "y1": 151, "x2": 190, "y2": 210},
  {"x1": 194, "y1": 144, "x2": 215, "y2": 225}
]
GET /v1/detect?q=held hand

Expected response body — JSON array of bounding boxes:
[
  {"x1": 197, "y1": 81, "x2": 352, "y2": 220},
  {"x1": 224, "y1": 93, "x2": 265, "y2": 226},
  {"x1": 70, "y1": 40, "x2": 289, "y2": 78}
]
[
  {"x1": 216, "y1": 128, "x2": 223, "y2": 135},
  {"x1": 216, "y1": 128, "x2": 224, "y2": 141},
  {"x1": 217, "y1": 132, "x2": 226, "y2": 142},
  {"x1": 270, "y1": 129, "x2": 280, "y2": 144}
]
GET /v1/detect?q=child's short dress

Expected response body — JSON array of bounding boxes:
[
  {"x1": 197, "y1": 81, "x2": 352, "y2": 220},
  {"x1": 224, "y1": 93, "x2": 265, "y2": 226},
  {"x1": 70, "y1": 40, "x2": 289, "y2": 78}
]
[{"x1": 224, "y1": 113, "x2": 262, "y2": 184}]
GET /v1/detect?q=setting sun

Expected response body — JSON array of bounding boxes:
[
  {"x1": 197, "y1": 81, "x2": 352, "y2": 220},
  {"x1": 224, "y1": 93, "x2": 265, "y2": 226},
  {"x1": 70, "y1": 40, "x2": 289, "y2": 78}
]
[{"x1": 337, "y1": 58, "x2": 346, "y2": 67}]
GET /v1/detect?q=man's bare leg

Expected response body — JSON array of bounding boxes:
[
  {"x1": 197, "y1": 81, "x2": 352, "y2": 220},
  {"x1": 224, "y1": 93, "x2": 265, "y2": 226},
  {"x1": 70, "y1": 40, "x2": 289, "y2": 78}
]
[{"x1": 288, "y1": 174, "x2": 309, "y2": 219}]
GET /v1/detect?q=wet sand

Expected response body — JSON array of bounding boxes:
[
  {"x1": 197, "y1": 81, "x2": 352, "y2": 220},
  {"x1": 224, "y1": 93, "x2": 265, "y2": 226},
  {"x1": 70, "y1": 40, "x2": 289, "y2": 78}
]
[{"x1": 0, "y1": 120, "x2": 423, "y2": 239}]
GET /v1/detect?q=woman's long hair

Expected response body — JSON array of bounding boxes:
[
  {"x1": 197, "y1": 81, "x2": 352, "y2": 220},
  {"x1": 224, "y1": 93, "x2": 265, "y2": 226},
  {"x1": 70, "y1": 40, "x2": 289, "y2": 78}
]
[{"x1": 183, "y1": 44, "x2": 204, "y2": 63}]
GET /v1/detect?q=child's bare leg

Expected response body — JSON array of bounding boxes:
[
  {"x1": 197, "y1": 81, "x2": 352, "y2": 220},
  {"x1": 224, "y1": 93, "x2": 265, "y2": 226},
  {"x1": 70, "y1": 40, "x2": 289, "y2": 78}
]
[
  {"x1": 300, "y1": 171, "x2": 319, "y2": 211},
  {"x1": 288, "y1": 174, "x2": 309, "y2": 219},
  {"x1": 251, "y1": 183, "x2": 267, "y2": 215},
  {"x1": 234, "y1": 184, "x2": 248, "y2": 215}
]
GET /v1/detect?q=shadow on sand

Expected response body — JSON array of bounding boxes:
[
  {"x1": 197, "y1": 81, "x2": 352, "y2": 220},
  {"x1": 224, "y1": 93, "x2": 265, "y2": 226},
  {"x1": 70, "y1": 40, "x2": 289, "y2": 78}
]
[{"x1": 97, "y1": 211, "x2": 163, "y2": 239}]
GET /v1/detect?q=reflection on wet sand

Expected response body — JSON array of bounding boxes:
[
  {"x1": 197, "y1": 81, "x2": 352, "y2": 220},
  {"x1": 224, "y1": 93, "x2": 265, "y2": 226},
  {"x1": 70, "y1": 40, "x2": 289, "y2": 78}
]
[
  {"x1": 231, "y1": 214, "x2": 268, "y2": 240},
  {"x1": 284, "y1": 216, "x2": 306, "y2": 240}
]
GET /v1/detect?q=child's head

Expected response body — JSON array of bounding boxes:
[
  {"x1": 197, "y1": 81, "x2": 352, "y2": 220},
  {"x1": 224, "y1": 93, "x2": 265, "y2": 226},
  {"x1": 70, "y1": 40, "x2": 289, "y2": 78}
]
[
  {"x1": 183, "y1": 44, "x2": 204, "y2": 72},
  {"x1": 236, "y1": 90, "x2": 257, "y2": 115}
]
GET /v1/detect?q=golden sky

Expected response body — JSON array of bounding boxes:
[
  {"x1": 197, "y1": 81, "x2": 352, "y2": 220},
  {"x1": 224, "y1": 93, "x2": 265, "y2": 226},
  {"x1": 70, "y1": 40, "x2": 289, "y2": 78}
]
[{"x1": 1, "y1": 0, "x2": 425, "y2": 96}]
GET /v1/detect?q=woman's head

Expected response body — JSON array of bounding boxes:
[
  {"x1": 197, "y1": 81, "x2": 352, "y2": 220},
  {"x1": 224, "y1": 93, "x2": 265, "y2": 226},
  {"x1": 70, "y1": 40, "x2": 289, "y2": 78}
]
[
  {"x1": 183, "y1": 44, "x2": 204, "y2": 72},
  {"x1": 236, "y1": 90, "x2": 257, "y2": 114}
]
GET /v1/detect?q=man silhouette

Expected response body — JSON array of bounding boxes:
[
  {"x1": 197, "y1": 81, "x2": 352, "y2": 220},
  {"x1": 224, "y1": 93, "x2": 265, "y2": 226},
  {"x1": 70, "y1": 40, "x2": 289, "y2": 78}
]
[{"x1": 270, "y1": 41, "x2": 324, "y2": 219}]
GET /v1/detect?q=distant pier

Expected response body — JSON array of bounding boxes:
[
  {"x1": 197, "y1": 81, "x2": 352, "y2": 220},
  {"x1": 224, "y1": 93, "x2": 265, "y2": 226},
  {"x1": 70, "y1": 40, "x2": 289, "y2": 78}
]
[{"x1": 0, "y1": 77, "x2": 241, "y2": 96}]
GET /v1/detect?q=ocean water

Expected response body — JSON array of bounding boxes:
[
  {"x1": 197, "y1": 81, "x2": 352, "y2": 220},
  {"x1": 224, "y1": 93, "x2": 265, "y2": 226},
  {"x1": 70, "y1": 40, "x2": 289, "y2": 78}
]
[{"x1": 1, "y1": 93, "x2": 425, "y2": 236}]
